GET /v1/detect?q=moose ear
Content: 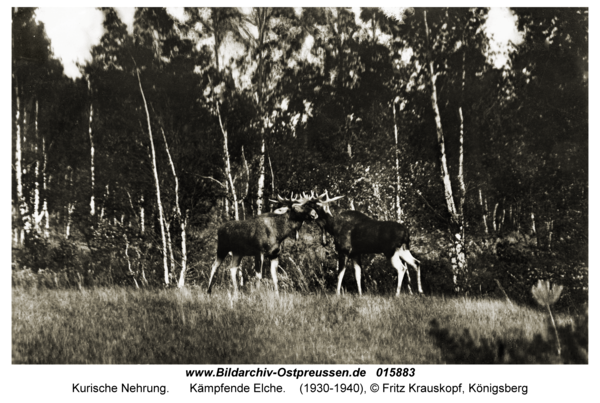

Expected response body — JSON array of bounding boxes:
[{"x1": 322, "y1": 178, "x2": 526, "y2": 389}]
[{"x1": 273, "y1": 207, "x2": 289, "y2": 215}]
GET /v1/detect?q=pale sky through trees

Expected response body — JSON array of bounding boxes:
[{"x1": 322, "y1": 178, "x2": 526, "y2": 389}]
[{"x1": 34, "y1": 6, "x2": 523, "y2": 80}]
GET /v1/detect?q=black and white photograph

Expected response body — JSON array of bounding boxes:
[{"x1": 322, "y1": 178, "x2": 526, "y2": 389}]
[{"x1": 8, "y1": 3, "x2": 593, "y2": 401}]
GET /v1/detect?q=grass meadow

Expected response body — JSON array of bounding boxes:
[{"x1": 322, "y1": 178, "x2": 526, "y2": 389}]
[{"x1": 11, "y1": 283, "x2": 572, "y2": 364}]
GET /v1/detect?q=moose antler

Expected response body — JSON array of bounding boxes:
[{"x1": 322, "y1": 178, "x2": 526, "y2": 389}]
[
  {"x1": 270, "y1": 192, "x2": 309, "y2": 207},
  {"x1": 317, "y1": 190, "x2": 344, "y2": 204},
  {"x1": 301, "y1": 190, "x2": 344, "y2": 216}
]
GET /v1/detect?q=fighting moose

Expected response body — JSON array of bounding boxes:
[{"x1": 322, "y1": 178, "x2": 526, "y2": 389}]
[
  {"x1": 207, "y1": 193, "x2": 317, "y2": 295},
  {"x1": 310, "y1": 191, "x2": 422, "y2": 296},
  {"x1": 208, "y1": 191, "x2": 421, "y2": 296}
]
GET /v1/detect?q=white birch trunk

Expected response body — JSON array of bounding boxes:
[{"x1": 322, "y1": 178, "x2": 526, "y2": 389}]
[
  {"x1": 160, "y1": 127, "x2": 189, "y2": 288},
  {"x1": 547, "y1": 220, "x2": 553, "y2": 251},
  {"x1": 124, "y1": 235, "x2": 139, "y2": 289},
  {"x1": 14, "y1": 76, "x2": 30, "y2": 239},
  {"x1": 214, "y1": 98, "x2": 238, "y2": 220},
  {"x1": 177, "y1": 213, "x2": 188, "y2": 288},
  {"x1": 479, "y1": 189, "x2": 489, "y2": 234},
  {"x1": 242, "y1": 146, "x2": 254, "y2": 220},
  {"x1": 165, "y1": 219, "x2": 176, "y2": 276},
  {"x1": 516, "y1": 202, "x2": 521, "y2": 233},
  {"x1": 242, "y1": 145, "x2": 251, "y2": 218},
  {"x1": 256, "y1": 132, "x2": 266, "y2": 215},
  {"x1": 140, "y1": 195, "x2": 145, "y2": 234},
  {"x1": 531, "y1": 211, "x2": 540, "y2": 248},
  {"x1": 457, "y1": 106, "x2": 467, "y2": 254},
  {"x1": 424, "y1": 12, "x2": 458, "y2": 220},
  {"x1": 100, "y1": 184, "x2": 108, "y2": 221},
  {"x1": 268, "y1": 154, "x2": 275, "y2": 213},
  {"x1": 33, "y1": 99, "x2": 41, "y2": 234},
  {"x1": 88, "y1": 92, "x2": 95, "y2": 217},
  {"x1": 135, "y1": 68, "x2": 170, "y2": 286},
  {"x1": 253, "y1": 9, "x2": 270, "y2": 219},
  {"x1": 224, "y1": 180, "x2": 230, "y2": 218},
  {"x1": 42, "y1": 134, "x2": 49, "y2": 238},
  {"x1": 65, "y1": 168, "x2": 74, "y2": 239},
  {"x1": 424, "y1": 10, "x2": 465, "y2": 289},
  {"x1": 393, "y1": 98, "x2": 403, "y2": 223},
  {"x1": 492, "y1": 203, "x2": 499, "y2": 232}
]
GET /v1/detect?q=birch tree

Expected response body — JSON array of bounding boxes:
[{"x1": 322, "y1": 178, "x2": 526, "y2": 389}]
[
  {"x1": 385, "y1": 8, "x2": 490, "y2": 290},
  {"x1": 185, "y1": 7, "x2": 243, "y2": 221},
  {"x1": 239, "y1": 8, "x2": 297, "y2": 214},
  {"x1": 135, "y1": 67, "x2": 170, "y2": 285},
  {"x1": 14, "y1": 75, "x2": 31, "y2": 242},
  {"x1": 87, "y1": 79, "x2": 96, "y2": 217},
  {"x1": 160, "y1": 126, "x2": 189, "y2": 288}
]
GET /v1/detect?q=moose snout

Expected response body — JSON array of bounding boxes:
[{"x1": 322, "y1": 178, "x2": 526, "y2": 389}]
[{"x1": 310, "y1": 209, "x2": 318, "y2": 220}]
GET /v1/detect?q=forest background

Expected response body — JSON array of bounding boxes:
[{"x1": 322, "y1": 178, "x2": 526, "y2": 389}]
[{"x1": 11, "y1": 7, "x2": 588, "y2": 309}]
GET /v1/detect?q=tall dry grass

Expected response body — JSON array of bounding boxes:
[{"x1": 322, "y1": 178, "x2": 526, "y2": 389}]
[{"x1": 12, "y1": 284, "x2": 569, "y2": 364}]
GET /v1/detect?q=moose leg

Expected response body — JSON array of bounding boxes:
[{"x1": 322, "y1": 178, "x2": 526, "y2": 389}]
[
  {"x1": 391, "y1": 249, "x2": 408, "y2": 296},
  {"x1": 404, "y1": 262, "x2": 413, "y2": 295},
  {"x1": 352, "y1": 258, "x2": 363, "y2": 296},
  {"x1": 254, "y1": 254, "x2": 264, "y2": 289},
  {"x1": 229, "y1": 254, "x2": 243, "y2": 294},
  {"x1": 397, "y1": 246, "x2": 423, "y2": 294},
  {"x1": 336, "y1": 254, "x2": 347, "y2": 296},
  {"x1": 207, "y1": 256, "x2": 224, "y2": 294},
  {"x1": 416, "y1": 264, "x2": 423, "y2": 294},
  {"x1": 269, "y1": 257, "x2": 279, "y2": 295}
]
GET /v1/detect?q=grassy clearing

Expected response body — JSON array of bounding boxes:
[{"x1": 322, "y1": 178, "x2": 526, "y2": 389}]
[{"x1": 12, "y1": 285, "x2": 562, "y2": 364}]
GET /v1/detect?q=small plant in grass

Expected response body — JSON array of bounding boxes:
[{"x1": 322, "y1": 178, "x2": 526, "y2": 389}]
[{"x1": 531, "y1": 280, "x2": 563, "y2": 356}]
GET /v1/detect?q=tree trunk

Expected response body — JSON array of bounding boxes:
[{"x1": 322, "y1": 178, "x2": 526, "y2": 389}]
[
  {"x1": 456, "y1": 107, "x2": 467, "y2": 273},
  {"x1": 65, "y1": 168, "x2": 74, "y2": 239},
  {"x1": 392, "y1": 97, "x2": 403, "y2": 223},
  {"x1": 177, "y1": 212, "x2": 188, "y2": 288},
  {"x1": 124, "y1": 234, "x2": 139, "y2": 289},
  {"x1": 479, "y1": 188, "x2": 489, "y2": 234},
  {"x1": 88, "y1": 82, "x2": 95, "y2": 217},
  {"x1": 531, "y1": 210, "x2": 539, "y2": 248},
  {"x1": 33, "y1": 98, "x2": 41, "y2": 234},
  {"x1": 214, "y1": 99, "x2": 238, "y2": 221},
  {"x1": 546, "y1": 220, "x2": 554, "y2": 251},
  {"x1": 165, "y1": 218, "x2": 176, "y2": 277},
  {"x1": 492, "y1": 203, "x2": 499, "y2": 232},
  {"x1": 256, "y1": 133, "x2": 266, "y2": 215},
  {"x1": 424, "y1": 10, "x2": 466, "y2": 290},
  {"x1": 241, "y1": 145, "x2": 251, "y2": 218},
  {"x1": 159, "y1": 126, "x2": 189, "y2": 288},
  {"x1": 268, "y1": 154, "x2": 275, "y2": 213},
  {"x1": 140, "y1": 195, "x2": 145, "y2": 234},
  {"x1": 516, "y1": 202, "x2": 521, "y2": 233},
  {"x1": 224, "y1": 179, "x2": 230, "y2": 218},
  {"x1": 100, "y1": 184, "x2": 108, "y2": 221},
  {"x1": 424, "y1": 13, "x2": 457, "y2": 220},
  {"x1": 252, "y1": 8, "x2": 271, "y2": 216},
  {"x1": 14, "y1": 75, "x2": 30, "y2": 240},
  {"x1": 135, "y1": 68, "x2": 170, "y2": 286},
  {"x1": 42, "y1": 131, "x2": 49, "y2": 238}
]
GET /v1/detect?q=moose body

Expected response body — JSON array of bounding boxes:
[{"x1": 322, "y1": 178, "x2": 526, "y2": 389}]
[
  {"x1": 330, "y1": 211, "x2": 411, "y2": 257},
  {"x1": 216, "y1": 213, "x2": 293, "y2": 258},
  {"x1": 207, "y1": 195, "x2": 317, "y2": 295},
  {"x1": 311, "y1": 193, "x2": 422, "y2": 296}
]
